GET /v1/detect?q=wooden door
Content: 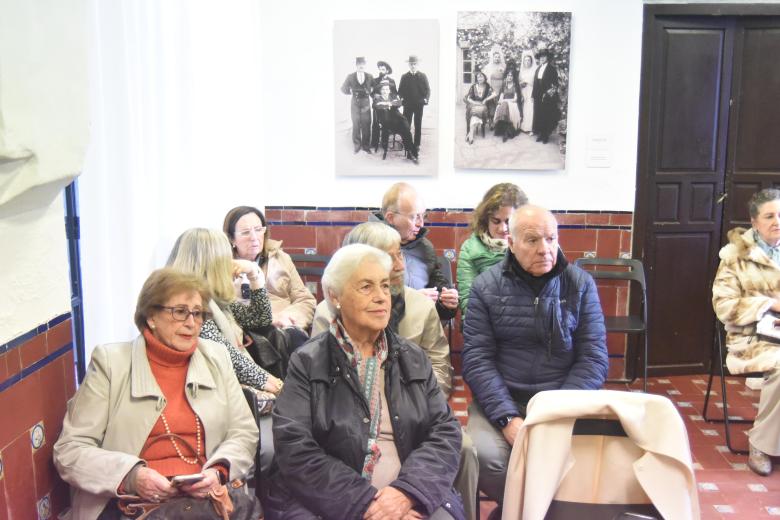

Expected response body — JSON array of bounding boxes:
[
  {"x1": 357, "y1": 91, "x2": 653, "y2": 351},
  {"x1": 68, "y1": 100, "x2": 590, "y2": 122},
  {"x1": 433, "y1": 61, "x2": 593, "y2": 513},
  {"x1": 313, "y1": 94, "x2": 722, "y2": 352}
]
[
  {"x1": 722, "y1": 18, "x2": 780, "y2": 236},
  {"x1": 633, "y1": 16, "x2": 735, "y2": 375}
]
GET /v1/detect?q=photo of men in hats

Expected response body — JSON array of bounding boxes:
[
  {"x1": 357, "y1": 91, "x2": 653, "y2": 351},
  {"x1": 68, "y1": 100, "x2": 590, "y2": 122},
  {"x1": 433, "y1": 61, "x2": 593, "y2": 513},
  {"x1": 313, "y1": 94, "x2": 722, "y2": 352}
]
[
  {"x1": 340, "y1": 56, "x2": 375, "y2": 154},
  {"x1": 333, "y1": 19, "x2": 439, "y2": 177},
  {"x1": 398, "y1": 55, "x2": 430, "y2": 151}
]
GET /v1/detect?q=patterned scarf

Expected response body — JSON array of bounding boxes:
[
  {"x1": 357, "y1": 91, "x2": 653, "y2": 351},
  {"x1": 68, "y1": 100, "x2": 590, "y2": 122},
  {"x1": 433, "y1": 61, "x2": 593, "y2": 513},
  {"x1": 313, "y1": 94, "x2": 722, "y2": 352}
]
[
  {"x1": 329, "y1": 318, "x2": 389, "y2": 479},
  {"x1": 480, "y1": 232, "x2": 509, "y2": 253}
]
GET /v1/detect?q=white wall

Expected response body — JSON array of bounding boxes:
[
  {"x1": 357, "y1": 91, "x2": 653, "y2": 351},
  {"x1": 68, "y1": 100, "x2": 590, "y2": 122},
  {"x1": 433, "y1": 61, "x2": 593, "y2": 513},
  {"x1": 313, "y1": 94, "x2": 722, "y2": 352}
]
[
  {"x1": 262, "y1": 0, "x2": 644, "y2": 210},
  {"x1": 78, "y1": 0, "x2": 645, "y2": 353},
  {"x1": 0, "y1": 196, "x2": 71, "y2": 344}
]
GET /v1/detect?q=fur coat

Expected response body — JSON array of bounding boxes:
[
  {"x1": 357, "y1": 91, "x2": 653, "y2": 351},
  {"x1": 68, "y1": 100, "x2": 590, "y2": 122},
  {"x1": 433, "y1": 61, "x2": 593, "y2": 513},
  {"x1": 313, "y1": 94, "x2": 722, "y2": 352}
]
[{"x1": 713, "y1": 227, "x2": 780, "y2": 373}]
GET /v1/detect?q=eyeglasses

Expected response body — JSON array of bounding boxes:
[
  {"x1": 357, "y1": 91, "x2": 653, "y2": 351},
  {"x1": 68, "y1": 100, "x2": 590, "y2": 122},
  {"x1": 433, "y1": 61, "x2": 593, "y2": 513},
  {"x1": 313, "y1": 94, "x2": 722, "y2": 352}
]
[
  {"x1": 392, "y1": 211, "x2": 427, "y2": 223},
  {"x1": 156, "y1": 305, "x2": 208, "y2": 322},
  {"x1": 236, "y1": 226, "x2": 266, "y2": 238}
]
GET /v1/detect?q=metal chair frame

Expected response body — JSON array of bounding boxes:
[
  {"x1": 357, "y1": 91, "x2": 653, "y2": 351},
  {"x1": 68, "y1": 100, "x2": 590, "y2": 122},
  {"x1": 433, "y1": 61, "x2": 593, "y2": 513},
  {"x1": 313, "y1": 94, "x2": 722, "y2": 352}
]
[
  {"x1": 574, "y1": 257, "x2": 649, "y2": 392},
  {"x1": 702, "y1": 320, "x2": 762, "y2": 455}
]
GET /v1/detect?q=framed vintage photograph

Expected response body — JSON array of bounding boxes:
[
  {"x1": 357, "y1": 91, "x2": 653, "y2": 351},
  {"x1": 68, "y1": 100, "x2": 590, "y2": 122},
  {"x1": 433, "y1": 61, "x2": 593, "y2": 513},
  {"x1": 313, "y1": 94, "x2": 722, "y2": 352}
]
[
  {"x1": 455, "y1": 11, "x2": 571, "y2": 170},
  {"x1": 334, "y1": 19, "x2": 439, "y2": 177}
]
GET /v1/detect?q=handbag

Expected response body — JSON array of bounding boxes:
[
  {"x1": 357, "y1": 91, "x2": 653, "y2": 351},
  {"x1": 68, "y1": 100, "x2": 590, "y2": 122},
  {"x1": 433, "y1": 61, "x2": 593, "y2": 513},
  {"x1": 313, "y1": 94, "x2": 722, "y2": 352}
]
[
  {"x1": 103, "y1": 434, "x2": 263, "y2": 520},
  {"x1": 244, "y1": 327, "x2": 290, "y2": 379},
  {"x1": 115, "y1": 480, "x2": 263, "y2": 520}
]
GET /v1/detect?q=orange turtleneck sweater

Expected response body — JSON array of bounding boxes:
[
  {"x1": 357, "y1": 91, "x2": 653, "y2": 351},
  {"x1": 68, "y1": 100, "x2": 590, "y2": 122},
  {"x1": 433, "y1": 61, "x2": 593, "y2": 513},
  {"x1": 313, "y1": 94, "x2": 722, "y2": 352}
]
[{"x1": 140, "y1": 329, "x2": 204, "y2": 477}]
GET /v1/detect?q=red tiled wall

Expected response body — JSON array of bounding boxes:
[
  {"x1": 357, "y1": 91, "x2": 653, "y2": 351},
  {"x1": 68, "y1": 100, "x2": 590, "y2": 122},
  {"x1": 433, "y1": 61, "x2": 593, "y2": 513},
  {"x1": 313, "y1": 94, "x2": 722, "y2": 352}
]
[
  {"x1": 0, "y1": 316, "x2": 76, "y2": 519},
  {"x1": 266, "y1": 206, "x2": 635, "y2": 376}
]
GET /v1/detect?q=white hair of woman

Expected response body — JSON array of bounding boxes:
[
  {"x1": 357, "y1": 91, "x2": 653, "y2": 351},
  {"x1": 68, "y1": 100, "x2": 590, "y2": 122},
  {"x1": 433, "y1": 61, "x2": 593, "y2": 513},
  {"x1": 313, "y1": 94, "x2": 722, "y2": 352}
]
[
  {"x1": 342, "y1": 222, "x2": 401, "y2": 250},
  {"x1": 321, "y1": 243, "x2": 392, "y2": 314}
]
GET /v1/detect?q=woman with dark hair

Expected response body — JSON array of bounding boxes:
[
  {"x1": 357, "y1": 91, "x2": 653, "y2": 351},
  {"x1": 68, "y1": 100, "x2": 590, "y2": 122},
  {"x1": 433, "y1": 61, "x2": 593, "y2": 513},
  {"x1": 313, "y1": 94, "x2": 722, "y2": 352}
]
[
  {"x1": 464, "y1": 71, "x2": 495, "y2": 144},
  {"x1": 457, "y1": 183, "x2": 528, "y2": 316},
  {"x1": 223, "y1": 206, "x2": 316, "y2": 338},
  {"x1": 492, "y1": 68, "x2": 522, "y2": 142}
]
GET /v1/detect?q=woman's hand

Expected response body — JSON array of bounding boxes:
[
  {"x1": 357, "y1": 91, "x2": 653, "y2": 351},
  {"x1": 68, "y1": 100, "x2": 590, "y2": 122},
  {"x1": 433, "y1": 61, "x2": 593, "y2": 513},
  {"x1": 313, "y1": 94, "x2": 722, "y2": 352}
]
[
  {"x1": 179, "y1": 468, "x2": 221, "y2": 499},
  {"x1": 363, "y1": 487, "x2": 414, "y2": 520},
  {"x1": 233, "y1": 259, "x2": 265, "y2": 289},
  {"x1": 134, "y1": 467, "x2": 176, "y2": 503},
  {"x1": 273, "y1": 315, "x2": 296, "y2": 329},
  {"x1": 263, "y1": 375, "x2": 284, "y2": 395}
]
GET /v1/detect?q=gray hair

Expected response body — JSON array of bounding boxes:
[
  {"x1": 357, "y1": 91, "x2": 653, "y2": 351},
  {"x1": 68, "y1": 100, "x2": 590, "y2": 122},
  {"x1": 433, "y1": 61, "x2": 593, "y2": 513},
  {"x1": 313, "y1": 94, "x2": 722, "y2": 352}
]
[
  {"x1": 321, "y1": 244, "x2": 392, "y2": 314},
  {"x1": 508, "y1": 205, "x2": 557, "y2": 241},
  {"x1": 749, "y1": 189, "x2": 780, "y2": 218},
  {"x1": 342, "y1": 222, "x2": 401, "y2": 251}
]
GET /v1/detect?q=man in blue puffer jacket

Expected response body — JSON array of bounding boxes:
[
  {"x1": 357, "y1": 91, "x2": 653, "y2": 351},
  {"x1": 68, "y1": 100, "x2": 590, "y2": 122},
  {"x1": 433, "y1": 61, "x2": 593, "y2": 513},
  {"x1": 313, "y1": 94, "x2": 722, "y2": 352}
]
[{"x1": 462, "y1": 205, "x2": 608, "y2": 515}]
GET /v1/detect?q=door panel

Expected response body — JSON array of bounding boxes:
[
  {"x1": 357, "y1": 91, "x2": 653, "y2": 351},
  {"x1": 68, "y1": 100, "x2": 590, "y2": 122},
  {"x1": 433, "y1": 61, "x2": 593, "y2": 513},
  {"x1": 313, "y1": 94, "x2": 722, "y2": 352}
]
[
  {"x1": 636, "y1": 17, "x2": 734, "y2": 376},
  {"x1": 658, "y1": 29, "x2": 725, "y2": 172},
  {"x1": 723, "y1": 19, "x2": 780, "y2": 236},
  {"x1": 649, "y1": 233, "x2": 715, "y2": 372}
]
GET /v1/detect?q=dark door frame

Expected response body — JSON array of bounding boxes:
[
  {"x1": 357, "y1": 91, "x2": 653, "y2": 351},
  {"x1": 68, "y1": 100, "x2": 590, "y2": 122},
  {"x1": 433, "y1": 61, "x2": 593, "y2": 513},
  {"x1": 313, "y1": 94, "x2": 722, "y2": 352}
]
[
  {"x1": 64, "y1": 180, "x2": 86, "y2": 382},
  {"x1": 633, "y1": 3, "x2": 780, "y2": 376}
]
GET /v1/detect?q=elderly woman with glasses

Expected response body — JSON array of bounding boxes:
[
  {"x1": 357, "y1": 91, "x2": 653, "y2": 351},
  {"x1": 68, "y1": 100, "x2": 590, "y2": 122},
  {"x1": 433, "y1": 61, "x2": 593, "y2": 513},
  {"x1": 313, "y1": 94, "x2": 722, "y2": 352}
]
[
  {"x1": 267, "y1": 244, "x2": 465, "y2": 520},
  {"x1": 54, "y1": 268, "x2": 260, "y2": 520}
]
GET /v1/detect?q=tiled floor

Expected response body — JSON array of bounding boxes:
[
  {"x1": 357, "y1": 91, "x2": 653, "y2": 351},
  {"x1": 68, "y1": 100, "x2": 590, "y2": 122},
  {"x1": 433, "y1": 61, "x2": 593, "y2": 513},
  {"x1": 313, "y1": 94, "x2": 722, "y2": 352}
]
[{"x1": 449, "y1": 373, "x2": 780, "y2": 519}]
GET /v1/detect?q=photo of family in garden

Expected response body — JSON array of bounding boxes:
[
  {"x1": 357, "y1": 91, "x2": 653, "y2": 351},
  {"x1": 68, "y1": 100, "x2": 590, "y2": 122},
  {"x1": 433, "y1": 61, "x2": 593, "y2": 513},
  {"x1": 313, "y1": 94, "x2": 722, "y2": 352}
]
[{"x1": 454, "y1": 11, "x2": 571, "y2": 170}]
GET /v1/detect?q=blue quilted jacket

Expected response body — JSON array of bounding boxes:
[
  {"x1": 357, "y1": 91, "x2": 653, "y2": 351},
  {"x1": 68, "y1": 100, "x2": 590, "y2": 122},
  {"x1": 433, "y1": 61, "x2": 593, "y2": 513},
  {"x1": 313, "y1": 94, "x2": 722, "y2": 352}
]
[{"x1": 462, "y1": 255, "x2": 608, "y2": 423}]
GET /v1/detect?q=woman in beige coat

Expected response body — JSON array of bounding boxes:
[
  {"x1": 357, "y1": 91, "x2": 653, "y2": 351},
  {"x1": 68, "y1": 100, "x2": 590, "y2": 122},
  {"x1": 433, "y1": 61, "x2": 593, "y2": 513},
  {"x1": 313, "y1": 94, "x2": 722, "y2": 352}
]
[
  {"x1": 53, "y1": 269, "x2": 259, "y2": 520},
  {"x1": 713, "y1": 188, "x2": 780, "y2": 476},
  {"x1": 224, "y1": 206, "x2": 316, "y2": 346}
]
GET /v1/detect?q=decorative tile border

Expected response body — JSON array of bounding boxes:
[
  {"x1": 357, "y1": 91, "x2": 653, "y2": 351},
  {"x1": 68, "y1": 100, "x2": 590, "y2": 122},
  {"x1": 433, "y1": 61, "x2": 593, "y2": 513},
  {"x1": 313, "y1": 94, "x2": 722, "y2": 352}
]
[
  {"x1": 266, "y1": 207, "x2": 633, "y2": 230},
  {"x1": 0, "y1": 313, "x2": 71, "y2": 355},
  {"x1": 0, "y1": 343, "x2": 73, "y2": 394}
]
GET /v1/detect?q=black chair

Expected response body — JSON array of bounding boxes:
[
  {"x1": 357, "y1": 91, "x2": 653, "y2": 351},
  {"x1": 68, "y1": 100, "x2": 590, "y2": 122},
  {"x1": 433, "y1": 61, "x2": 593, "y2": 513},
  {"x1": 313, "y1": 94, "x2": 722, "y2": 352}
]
[
  {"x1": 436, "y1": 255, "x2": 455, "y2": 346},
  {"x1": 290, "y1": 253, "x2": 331, "y2": 299},
  {"x1": 374, "y1": 121, "x2": 405, "y2": 160},
  {"x1": 702, "y1": 320, "x2": 763, "y2": 455},
  {"x1": 241, "y1": 386, "x2": 264, "y2": 497},
  {"x1": 574, "y1": 258, "x2": 649, "y2": 392}
]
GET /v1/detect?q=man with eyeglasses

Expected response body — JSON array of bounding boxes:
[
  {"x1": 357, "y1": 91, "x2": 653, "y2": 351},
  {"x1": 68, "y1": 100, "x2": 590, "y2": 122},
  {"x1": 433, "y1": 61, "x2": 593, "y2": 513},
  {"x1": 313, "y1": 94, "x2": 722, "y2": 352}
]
[{"x1": 372, "y1": 182, "x2": 458, "y2": 321}]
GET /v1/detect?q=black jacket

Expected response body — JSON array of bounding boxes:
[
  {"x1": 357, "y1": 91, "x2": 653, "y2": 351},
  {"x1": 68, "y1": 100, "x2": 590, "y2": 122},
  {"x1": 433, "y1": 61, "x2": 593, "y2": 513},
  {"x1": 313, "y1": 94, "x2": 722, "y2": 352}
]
[{"x1": 269, "y1": 330, "x2": 464, "y2": 520}]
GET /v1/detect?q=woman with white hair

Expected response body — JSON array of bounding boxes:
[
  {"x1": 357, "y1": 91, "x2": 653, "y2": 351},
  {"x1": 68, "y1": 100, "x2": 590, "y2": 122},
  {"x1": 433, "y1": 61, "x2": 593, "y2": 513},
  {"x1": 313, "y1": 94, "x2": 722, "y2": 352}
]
[{"x1": 268, "y1": 244, "x2": 465, "y2": 520}]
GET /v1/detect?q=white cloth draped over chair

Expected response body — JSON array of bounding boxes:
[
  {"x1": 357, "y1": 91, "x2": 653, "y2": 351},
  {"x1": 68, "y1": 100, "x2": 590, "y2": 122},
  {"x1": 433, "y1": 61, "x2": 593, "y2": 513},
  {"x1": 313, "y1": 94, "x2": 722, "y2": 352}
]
[{"x1": 502, "y1": 389, "x2": 700, "y2": 520}]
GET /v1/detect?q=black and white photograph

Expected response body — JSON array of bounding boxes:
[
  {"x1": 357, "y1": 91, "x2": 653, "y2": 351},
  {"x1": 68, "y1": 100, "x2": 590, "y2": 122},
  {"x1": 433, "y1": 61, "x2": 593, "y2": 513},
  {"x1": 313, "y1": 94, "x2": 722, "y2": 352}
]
[
  {"x1": 334, "y1": 19, "x2": 439, "y2": 177},
  {"x1": 455, "y1": 11, "x2": 571, "y2": 170}
]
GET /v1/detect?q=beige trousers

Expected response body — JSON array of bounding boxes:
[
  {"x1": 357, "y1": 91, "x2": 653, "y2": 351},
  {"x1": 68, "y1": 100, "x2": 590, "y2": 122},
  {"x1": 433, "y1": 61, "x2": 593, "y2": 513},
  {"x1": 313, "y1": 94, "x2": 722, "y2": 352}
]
[{"x1": 750, "y1": 369, "x2": 780, "y2": 455}]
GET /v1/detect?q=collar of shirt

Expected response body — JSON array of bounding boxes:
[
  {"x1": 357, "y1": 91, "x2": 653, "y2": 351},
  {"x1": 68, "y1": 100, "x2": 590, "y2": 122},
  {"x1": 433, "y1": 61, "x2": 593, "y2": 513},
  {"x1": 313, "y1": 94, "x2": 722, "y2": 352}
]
[
  {"x1": 755, "y1": 229, "x2": 780, "y2": 266},
  {"x1": 536, "y1": 62, "x2": 548, "y2": 79}
]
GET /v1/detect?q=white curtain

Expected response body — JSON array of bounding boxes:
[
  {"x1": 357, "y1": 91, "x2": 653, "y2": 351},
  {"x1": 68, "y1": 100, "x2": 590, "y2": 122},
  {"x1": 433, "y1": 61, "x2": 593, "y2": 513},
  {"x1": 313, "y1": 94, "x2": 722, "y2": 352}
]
[{"x1": 81, "y1": 0, "x2": 266, "y2": 358}]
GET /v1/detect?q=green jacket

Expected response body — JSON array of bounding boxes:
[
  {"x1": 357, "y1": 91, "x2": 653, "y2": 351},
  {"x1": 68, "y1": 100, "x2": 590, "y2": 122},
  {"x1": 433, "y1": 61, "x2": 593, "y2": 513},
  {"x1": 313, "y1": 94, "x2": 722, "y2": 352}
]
[{"x1": 456, "y1": 233, "x2": 507, "y2": 316}]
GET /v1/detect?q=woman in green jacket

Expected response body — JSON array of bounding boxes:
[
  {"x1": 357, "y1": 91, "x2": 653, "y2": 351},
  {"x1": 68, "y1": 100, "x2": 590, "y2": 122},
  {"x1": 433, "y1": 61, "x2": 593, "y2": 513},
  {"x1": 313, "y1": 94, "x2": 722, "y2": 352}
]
[{"x1": 457, "y1": 183, "x2": 528, "y2": 316}]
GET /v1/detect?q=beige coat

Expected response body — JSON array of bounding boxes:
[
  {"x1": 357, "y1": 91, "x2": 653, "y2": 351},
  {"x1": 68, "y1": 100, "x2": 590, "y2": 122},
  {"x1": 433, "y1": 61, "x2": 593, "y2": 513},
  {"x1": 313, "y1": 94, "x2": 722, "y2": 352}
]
[
  {"x1": 263, "y1": 239, "x2": 316, "y2": 329},
  {"x1": 713, "y1": 227, "x2": 780, "y2": 374},
  {"x1": 312, "y1": 286, "x2": 453, "y2": 397},
  {"x1": 53, "y1": 336, "x2": 259, "y2": 520},
  {"x1": 503, "y1": 390, "x2": 699, "y2": 520}
]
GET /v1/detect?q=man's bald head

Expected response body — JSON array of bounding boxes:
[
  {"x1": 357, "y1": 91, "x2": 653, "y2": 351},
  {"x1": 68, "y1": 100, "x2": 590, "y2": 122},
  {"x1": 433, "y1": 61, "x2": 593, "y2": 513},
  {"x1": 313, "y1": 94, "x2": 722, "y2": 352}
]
[
  {"x1": 382, "y1": 182, "x2": 426, "y2": 244},
  {"x1": 507, "y1": 205, "x2": 560, "y2": 276}
]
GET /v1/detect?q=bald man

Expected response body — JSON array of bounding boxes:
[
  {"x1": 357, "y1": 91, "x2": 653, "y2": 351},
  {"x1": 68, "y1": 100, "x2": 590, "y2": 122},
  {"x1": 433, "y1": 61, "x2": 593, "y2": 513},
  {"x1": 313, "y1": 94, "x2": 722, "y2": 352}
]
[
  {"x1": 461, "y1": 205, "x2": 608, "y2": 512},
  {"x1": 372, "y1": 182, "x2": 458, "y2": 321}
]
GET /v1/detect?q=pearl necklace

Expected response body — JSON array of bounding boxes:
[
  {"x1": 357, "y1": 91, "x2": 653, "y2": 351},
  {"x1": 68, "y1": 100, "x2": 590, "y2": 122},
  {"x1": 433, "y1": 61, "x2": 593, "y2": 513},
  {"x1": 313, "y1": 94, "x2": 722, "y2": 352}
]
[{"x1": 160, "y1": 413, "x2": 202, "y2": 465}]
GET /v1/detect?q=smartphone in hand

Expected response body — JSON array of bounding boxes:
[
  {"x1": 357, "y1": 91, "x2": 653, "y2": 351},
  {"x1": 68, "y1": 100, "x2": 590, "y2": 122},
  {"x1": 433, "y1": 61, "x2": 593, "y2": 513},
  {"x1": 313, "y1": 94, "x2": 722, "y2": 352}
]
[{"x1": 171, "y1": 473, "x2": 205, "y2": 486}]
